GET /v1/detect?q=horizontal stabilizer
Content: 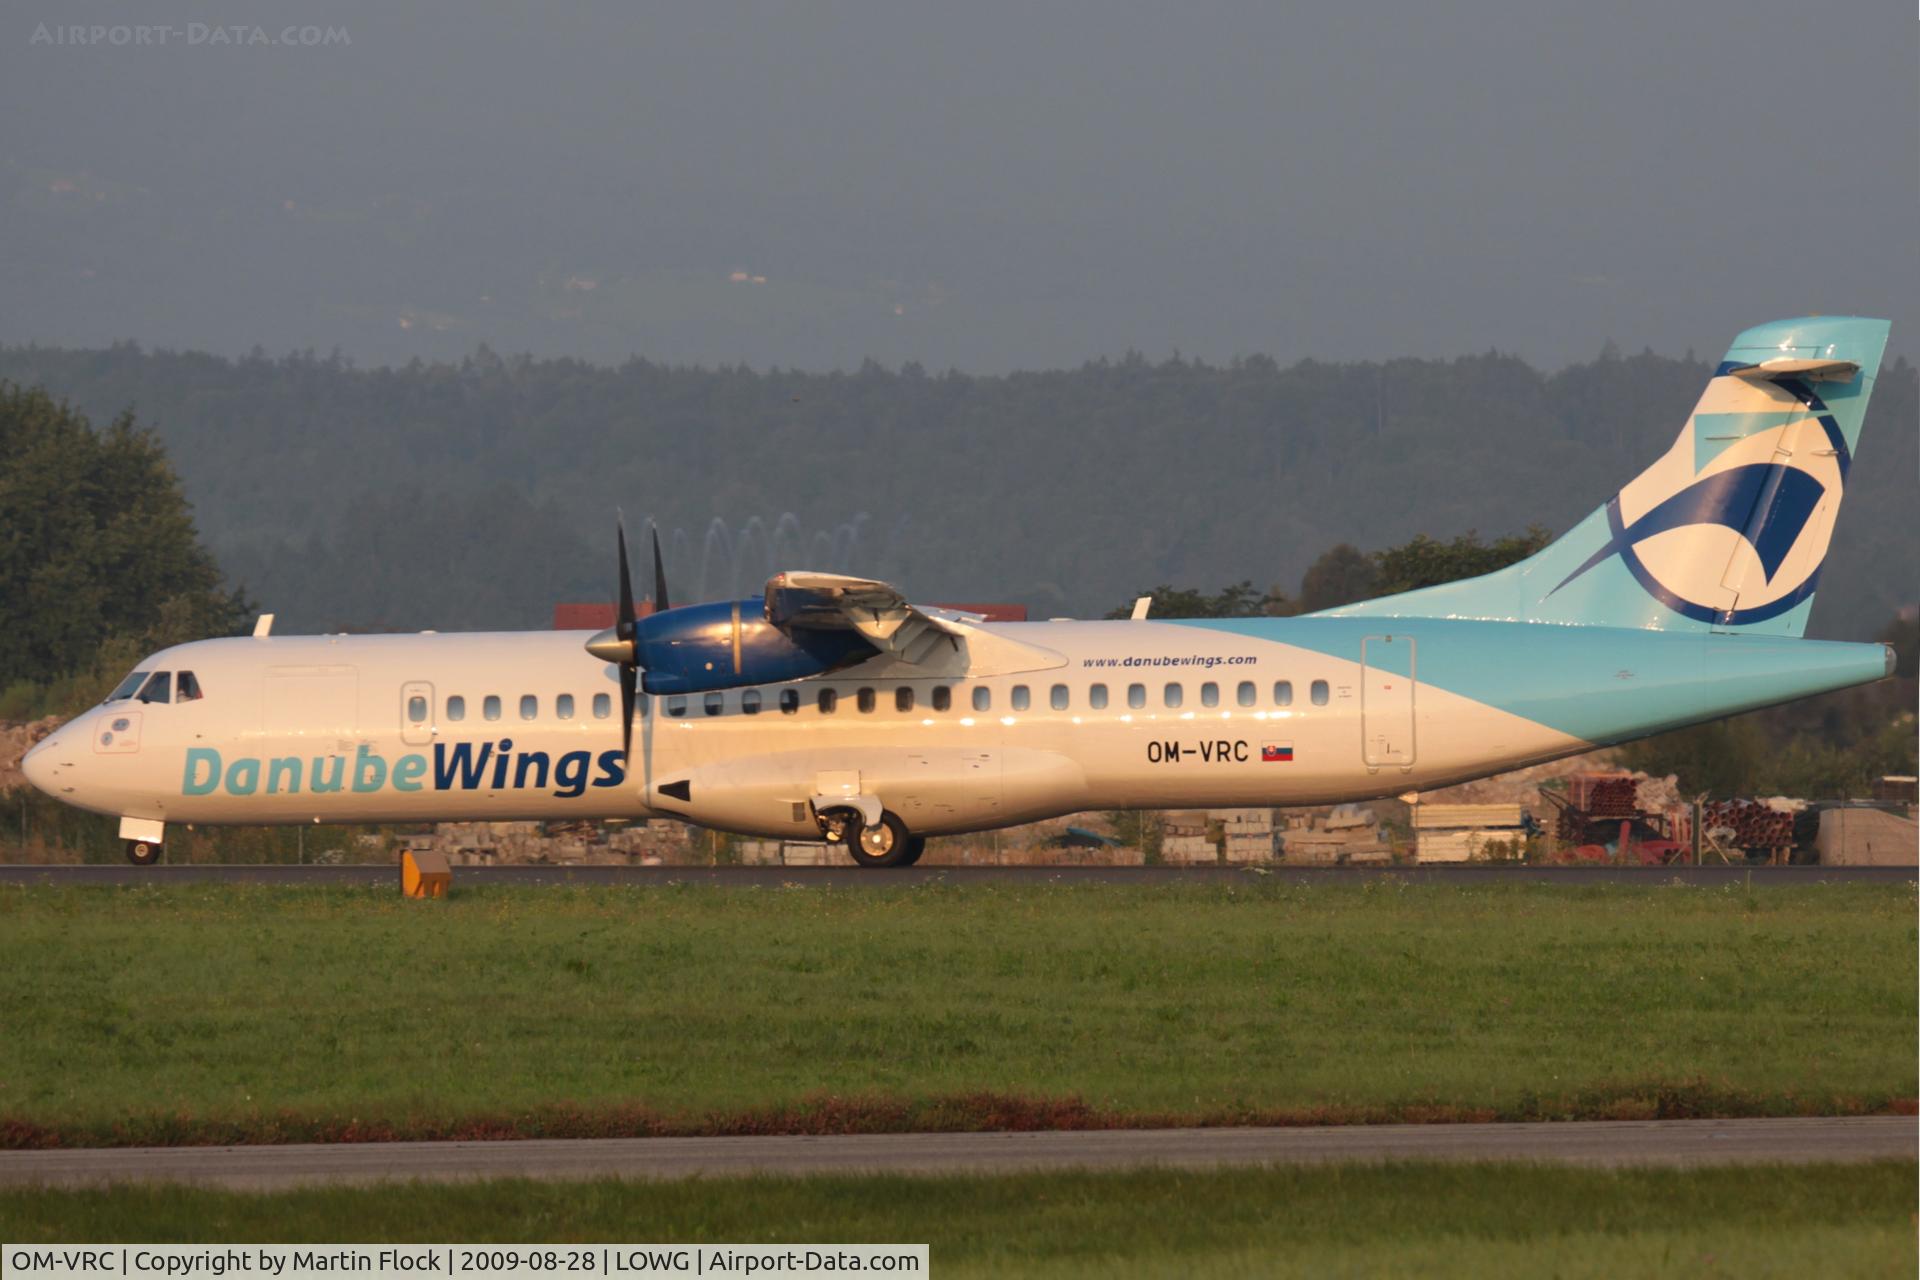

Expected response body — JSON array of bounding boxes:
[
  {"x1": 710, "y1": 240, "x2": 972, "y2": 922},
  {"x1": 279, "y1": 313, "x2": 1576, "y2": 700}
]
[{"x1": 1728, "y1": 357, "x2": 1859, "y2": 383}]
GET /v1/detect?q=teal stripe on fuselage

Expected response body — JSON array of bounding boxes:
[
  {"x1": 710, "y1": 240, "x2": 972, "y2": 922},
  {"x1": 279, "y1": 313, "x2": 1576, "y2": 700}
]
[{"x1": 1174, "y1": 617, "x2": 1885, "y2": 746}]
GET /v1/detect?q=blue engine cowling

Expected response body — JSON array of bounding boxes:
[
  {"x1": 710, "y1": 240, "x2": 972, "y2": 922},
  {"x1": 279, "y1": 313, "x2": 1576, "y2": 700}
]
[{"x1": 635, "y1": 599, "x2": 876, "y2": 695}]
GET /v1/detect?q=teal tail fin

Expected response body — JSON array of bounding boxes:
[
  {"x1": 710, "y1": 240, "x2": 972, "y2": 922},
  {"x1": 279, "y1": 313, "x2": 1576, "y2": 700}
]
[{"x1": 1326, "y1": 316, "x2": 1891, "y2": 636}]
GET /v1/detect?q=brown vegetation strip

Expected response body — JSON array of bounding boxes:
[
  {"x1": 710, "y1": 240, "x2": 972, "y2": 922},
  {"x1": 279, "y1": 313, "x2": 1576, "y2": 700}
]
[{"x1": 4, "y1": 1086, "x2": 1914, "y2": 1150}]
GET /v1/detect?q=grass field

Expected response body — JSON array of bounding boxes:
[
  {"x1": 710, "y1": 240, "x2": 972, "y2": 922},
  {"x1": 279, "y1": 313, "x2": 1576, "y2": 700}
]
[
  {"x1": 0, "y1": 880, "x2": 1913, "y2": 1144},
  {"x1": 2, "y1": 1163, "x2": 1915, "y2": 1277}
]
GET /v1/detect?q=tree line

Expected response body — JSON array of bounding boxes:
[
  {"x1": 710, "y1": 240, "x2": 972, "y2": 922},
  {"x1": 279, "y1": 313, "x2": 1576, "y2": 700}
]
[{"x1": 0, "y1": 340, "x2": 1910, "y2": 640}]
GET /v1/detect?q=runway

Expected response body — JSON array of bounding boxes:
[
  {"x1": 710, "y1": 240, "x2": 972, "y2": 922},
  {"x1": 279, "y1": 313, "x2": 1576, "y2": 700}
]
[
  {"x1": 1, "y1": 863, "x2": 1910, "y2": 887},
  {"x1": 1, "y1": 1118, "x2": 1909, "y2": 1189}
]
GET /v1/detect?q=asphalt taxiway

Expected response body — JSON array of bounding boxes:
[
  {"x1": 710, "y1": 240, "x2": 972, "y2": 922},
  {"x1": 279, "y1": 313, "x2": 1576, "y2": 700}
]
[
  {"x1": 1, "y1": 1118, "x2": 1910, "y2": 1189},
  {"x1": 0, "y1": 863, "x2": 1910, "y2": 887}
]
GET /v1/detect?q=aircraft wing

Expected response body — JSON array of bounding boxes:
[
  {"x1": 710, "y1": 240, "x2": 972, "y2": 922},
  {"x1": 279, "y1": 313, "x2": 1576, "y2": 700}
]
[{"x1": 763, "y1": 571, "x2": 1062, "y2": 675}]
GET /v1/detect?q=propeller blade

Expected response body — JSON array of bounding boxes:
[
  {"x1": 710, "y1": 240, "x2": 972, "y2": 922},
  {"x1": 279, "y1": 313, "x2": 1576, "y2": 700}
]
[
  {"x1": 620, "y1": 662, "x2": 637, "y2": 760},
  {"x1": 650, "y1": 523, "x2": 671, "y2": 613},
  {"x1": 617, "y1": 520, "x2": 637, "y2": 639},
  {"x1": 617, "y1": 520, "x2": 639, "y2": 759}
]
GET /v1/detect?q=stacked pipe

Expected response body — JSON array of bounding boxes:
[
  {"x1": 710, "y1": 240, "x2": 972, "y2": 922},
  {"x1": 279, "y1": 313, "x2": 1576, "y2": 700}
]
[
  {"x1": 1702, "y1": 800, "x2": 1793, "y2": 850},
  {"x1": 1585, "y1": 777, "x2": 1641, "y2": 819}
]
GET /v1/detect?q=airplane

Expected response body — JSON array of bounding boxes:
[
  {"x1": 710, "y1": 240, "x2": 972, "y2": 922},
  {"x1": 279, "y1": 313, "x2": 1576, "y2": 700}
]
[{"x1": 20, "y1": 316, "x2": 1900, "y2": 867}]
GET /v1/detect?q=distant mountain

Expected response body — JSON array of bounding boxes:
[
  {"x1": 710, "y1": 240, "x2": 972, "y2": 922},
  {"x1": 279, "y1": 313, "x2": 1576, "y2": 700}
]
[{"x1": 1, "y1": 342, "x2": 1911, "y2": 638}]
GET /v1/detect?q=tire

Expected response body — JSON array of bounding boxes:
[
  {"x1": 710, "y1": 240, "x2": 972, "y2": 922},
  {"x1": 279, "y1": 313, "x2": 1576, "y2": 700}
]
[
  {"x1": 125, "y1": 840, "x2": 160, "y2": 866},
  {"x1": 849, "y1": 811, "x2": 914, "y2": 868},
  {"x1": 897, "y1": 835, "x2": 928, "y2": 867}
]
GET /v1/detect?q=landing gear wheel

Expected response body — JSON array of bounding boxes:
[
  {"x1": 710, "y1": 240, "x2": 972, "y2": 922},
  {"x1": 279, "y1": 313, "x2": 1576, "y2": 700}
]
[
  {"x1": 898, "y1": 835, "x2": 928, "y2": 867},
  {"x1": 849, "y1": 811, "x2": 914, "y2": 868},
  {"x1": 124, "y1": 839, "x2": 160, "y2": 866}
]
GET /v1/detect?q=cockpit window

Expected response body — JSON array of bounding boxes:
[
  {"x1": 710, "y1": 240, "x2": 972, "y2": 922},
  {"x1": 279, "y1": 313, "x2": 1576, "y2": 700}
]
[
  {"x1": 176, "y1": 671, "x2": 203, "y2": 701},
  {"x1": 137, "y1": 672, "x2": 173, "y2": 704},
  {"x1": 107, "y1": 671, "x2": 150, "y2": 702}
]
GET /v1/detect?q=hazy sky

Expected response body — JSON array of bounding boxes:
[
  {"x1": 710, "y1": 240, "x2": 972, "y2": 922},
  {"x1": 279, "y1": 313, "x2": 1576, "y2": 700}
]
[{"x1": 3, "y1": 2, "x2": 1915, "y2": 371}]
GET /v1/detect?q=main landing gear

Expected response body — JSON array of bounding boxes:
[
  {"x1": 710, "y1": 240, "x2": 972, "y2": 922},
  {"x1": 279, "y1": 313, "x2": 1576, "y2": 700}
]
[
  {"x1": 818, "y1": 807, "x2": 925, "y2": 868},
  {"x1": 124, "y1": 839, "x2": 161, "y2": 866}
]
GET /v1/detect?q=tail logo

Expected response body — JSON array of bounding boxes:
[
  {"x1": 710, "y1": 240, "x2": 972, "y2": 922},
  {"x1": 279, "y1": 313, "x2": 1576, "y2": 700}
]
[{"x1": 1551, "y1": 376, "x2": 1849, "y2": 625}]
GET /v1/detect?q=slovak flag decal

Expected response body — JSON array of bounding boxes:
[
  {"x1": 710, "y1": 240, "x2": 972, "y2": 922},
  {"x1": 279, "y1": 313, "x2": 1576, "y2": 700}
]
[{"x1": 1261, "y1": 741, "x2": 1294, "y2": 763}]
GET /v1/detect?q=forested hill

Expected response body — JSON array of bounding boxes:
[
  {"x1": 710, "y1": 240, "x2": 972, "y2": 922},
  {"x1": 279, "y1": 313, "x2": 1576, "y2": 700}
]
[{"x1": 1, "y1": 343, "x2": 1912, "y2": 638}]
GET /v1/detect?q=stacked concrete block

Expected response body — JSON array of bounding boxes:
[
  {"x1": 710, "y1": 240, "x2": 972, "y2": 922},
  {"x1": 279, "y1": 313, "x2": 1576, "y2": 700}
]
[
  {"x1": 1212, "y1": 808, "x2": 1277, "y2": 863},
  {"x1": 1278, "y1": 804, "x2": 1389, "y2": 864},
  {"x1": 1160, "y1": 810, "x2": 1218, "y2": 864}
]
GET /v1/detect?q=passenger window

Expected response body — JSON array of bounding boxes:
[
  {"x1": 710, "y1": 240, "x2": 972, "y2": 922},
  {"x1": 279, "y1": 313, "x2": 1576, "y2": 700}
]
[
  {"x1": 932, "y1": 686, "x2": 952, "y2": 712},
  {"x1": 896, "y1": 687, "x2": 914, "y2": 713},
  {"x1": 407, "y1": 695, "x2": 428, "y2": 723},
  {"x1": 1274, "y1": 681, "x2": 1293, "y2": 707},
  {"x1": 176, "y1": 671, "x2": 203, "y2": 701},
  {"x1": 742, "y1": 689, "x2": 762, "y2": 715},
  {"x1": 857, "y1": 687, "x2": 876, "y2": 713},
  {"x1": 484, "y1": 695, "x2": 502, "y2": 721},
  {"x1": 1090, "y1": 683, "x2": 1108, "y2": 710},
  {"x1": 818, "y1": 689, "x2": 837, "y2": 714},
  {"x1": 556, "y1": 693, "x2": 575, "y2": 720},
  {"x1": 1050, "y1": 684, "x2": 1069, "y2": 710},
  {"x1": 1311, "y1": 679, "x2": 1330, "y2": 706},
  {"x1": 107, "y1": 671, "x2": 150, "y2": 702},
  {"x1": 666, "y1": 695, "x2": 687, "y2": 717},
  {"x1": 592, "y1": 692, "x2": 611, "y2": 719},
  {"x1": 704, "y1": 692, "x2": 724, "y2": 716},
  {"x1": 780, "y1": 688, "x2": 800, "y2": 714},
  {"x1": 138, "y1": 672, "x2": 172, "y2": 704},
  {"x1": 1200, "y1": 682, "x2": 1219, "y2": 708},
  {"x1": 1012, "y1": 685, "x2": 1031, "y2": 711},
  {"x1": 1237, "y1": 681, "x2": 1256, "y2": 707},
  {"x1": 447, "y1": 695, "x2": 466, "y2": 721},
  {"x1": 972, "y1": 686, "x2": 991, "y2": 712},
  {"x1": 1128, "y1": 683, "x2": 1146, "y2": 709},
  {"x1": 1163, "y1": 682, "x2": 1183, "y2": 708},
  {"x1": 520, "y1": 695, "x2": 538, "y2": 720}
]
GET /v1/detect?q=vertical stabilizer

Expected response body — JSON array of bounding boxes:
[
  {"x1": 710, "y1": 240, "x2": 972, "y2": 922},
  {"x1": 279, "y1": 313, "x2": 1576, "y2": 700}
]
[{"x1": 1325, "y1": 316, "x2": 1890, "y2": 635}]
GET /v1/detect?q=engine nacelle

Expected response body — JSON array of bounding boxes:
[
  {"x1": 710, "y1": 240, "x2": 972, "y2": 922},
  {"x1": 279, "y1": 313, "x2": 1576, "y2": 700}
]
[{"x1": 635, "y1": 599, "x2": 875, "y2": 695}]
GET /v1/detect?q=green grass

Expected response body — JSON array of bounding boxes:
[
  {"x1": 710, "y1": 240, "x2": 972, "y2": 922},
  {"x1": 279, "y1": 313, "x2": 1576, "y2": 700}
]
[
  {"x1": 0, "y1": 881, "x2": 1913, "y2": 1143},
  {"x1": 1, "y1": 1163, "x2": 1914, "y2": 1278}
]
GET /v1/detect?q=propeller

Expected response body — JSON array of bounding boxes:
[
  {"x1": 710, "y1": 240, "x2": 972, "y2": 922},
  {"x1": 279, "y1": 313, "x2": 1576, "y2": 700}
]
[{"x1": 586, "y1": 519, "x2": 663, "y2": 759}]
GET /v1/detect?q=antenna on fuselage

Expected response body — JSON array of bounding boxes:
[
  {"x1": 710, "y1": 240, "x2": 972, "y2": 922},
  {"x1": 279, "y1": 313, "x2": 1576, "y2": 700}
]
[
  {"x1": 1129, "y1": 596, "x2": 1152, "y2": 621},
  {"x1": 252, "y1": 614, "x2": 275, "y2": 637}
]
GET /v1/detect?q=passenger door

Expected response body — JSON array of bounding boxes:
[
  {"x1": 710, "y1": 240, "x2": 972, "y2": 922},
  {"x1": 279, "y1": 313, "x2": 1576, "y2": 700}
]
[{"x1": 1360, "y1": 635, "x2": 1416, "y2": 769}]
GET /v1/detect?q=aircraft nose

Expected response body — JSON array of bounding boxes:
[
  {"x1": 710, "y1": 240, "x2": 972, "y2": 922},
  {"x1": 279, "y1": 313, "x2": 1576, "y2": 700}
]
[{"x1": 20, "y1": 733, "x2": 64, "y2": 796}]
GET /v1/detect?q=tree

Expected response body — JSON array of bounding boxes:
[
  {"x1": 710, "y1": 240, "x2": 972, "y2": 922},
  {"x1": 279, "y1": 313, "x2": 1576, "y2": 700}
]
[
  {"x1": 0, "y1": 382, "x2": 249, "y2": 694},
  {"x1": 1104, "y1": 581, "x2": 1291, "y2": 619},
  {"x1": 1371, "y1": 526, "x2": 1551, "y2": 597},
  {"x1": 1296, "y1": 544, "x2": 1377, "y2": 612}
]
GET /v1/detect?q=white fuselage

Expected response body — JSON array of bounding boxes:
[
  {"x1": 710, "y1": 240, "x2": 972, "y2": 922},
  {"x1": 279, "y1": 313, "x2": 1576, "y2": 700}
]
[
  {"x1": 24, "y1": 616, "x2": 1887, "y2": 842},
  {"x1": 25, "y1": 622, "x2": 1580, "y2": 839}
]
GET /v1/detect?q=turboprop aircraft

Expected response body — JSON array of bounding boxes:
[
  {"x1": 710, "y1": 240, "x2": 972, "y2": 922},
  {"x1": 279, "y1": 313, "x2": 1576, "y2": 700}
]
[{"x1": 21, "y1": 316, "x2": 1899, "y2": 866}]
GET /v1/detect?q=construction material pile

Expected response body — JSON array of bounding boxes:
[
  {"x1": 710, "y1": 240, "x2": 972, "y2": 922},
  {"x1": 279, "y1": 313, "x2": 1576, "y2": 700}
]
[
  {"x1": 1216, "y1": 809, "x2": 1276, "y2": 863},
  {"x1": 1281, "y1": 805, "x2": 1391, "y2": 865},
  {"x1": 1702, "y1": 799, "x2": 1794, "y2": 851},
  {"x1": 1160, "y1": 812, "x2": 1216, "y2": 864},
  {"x1": 1577, "y1": 775, "x2": 1642, "y2": 819}
]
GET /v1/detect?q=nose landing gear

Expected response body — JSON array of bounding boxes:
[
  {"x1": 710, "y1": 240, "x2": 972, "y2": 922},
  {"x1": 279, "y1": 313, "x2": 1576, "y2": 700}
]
[{"x1": 118, "y1": 818, "x2": 167, "y2": 867}]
